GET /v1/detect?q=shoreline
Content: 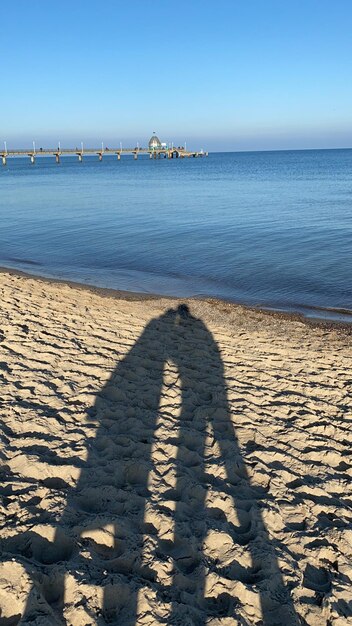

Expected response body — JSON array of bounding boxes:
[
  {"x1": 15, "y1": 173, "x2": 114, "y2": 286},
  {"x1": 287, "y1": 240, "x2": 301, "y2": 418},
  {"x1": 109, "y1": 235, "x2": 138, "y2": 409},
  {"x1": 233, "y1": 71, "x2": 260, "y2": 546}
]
[{"x1": 1, "y1": 264, "x2": 351, "y2": 333}]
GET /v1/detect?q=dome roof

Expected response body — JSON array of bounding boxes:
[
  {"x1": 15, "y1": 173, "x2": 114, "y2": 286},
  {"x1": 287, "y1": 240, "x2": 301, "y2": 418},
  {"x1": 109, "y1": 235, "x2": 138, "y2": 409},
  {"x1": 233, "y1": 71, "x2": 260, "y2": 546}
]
[{"x1": 149, "y1": 134, "x2": 162, "y2": 149}]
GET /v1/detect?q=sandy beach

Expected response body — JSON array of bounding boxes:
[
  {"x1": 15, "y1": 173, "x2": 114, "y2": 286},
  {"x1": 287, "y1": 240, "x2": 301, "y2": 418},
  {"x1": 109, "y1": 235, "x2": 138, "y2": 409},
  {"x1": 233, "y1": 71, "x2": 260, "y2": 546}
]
[{"x1": 0, "y1": 269, "x2": 351, "y2": 626}]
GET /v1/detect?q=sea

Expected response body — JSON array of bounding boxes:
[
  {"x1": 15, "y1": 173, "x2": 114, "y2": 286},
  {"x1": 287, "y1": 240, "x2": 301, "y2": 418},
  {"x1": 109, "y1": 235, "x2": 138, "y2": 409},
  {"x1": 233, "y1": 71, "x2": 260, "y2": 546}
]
[{"x1": 1, "y1": 149, "x2": 351, "y2": 322}]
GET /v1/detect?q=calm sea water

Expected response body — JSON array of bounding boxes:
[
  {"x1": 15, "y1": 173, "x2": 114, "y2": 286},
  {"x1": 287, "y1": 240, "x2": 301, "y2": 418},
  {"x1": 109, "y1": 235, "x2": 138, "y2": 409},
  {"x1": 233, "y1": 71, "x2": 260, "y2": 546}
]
[{"x1": 1, "y1": 150, "x2": 351, "y2": 321}]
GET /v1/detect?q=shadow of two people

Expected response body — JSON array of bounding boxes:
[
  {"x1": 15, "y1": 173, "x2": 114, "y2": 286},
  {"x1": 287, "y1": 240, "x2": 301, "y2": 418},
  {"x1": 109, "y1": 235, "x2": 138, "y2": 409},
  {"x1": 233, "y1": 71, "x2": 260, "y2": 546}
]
[{"x1": 4, "y1": 304, "x2": 300, "y2": 625}]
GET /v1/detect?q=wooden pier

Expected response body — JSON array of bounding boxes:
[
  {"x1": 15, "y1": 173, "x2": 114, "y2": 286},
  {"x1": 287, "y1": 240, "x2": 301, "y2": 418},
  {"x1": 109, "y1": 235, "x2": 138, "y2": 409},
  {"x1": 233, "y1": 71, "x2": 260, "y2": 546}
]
[{"x1": 1, "y1": 146, "x2": 208, "y2": 165}]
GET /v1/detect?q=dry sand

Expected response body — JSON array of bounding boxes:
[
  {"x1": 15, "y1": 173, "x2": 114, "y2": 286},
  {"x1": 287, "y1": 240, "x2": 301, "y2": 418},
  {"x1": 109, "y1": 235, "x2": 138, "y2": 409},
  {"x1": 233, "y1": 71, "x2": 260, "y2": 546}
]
[{"x1": 0, "y1": 270, "x2": 351, "y2": 626}]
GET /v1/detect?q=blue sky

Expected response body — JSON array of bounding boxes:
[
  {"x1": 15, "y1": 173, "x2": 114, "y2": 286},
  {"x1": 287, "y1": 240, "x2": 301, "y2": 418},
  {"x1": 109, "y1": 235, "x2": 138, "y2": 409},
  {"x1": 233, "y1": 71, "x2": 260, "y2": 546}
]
[{"x1": 1, "y1": 1, "x2": 352, "y2": 151}]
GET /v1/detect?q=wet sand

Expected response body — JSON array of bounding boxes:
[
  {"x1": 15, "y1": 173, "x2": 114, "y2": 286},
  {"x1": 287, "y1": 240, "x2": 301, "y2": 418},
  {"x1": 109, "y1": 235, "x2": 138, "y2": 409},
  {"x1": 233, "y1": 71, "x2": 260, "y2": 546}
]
[{"x1": 0, "y1": 270, "x2": 351, "y2": 625}]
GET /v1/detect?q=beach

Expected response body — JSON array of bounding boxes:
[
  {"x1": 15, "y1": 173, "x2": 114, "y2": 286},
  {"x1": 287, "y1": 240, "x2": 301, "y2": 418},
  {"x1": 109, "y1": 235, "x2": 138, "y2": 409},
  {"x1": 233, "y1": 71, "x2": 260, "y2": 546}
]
[{"x1": 0, "y1": 269, "x2": 351, "y2": 625}]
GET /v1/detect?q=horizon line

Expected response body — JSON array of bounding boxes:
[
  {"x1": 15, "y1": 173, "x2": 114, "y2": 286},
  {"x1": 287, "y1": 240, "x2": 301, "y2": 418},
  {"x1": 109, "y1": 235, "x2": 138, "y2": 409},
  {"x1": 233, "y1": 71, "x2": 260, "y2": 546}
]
[{"x1": 2, "y1": 145, "x2": 351, "y2": 154}]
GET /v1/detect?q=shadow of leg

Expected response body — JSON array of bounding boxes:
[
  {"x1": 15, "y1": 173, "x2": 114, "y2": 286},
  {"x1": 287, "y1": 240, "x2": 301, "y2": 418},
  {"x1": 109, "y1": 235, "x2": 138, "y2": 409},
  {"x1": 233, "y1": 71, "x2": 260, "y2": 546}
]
[{"x1": 211, "y1": 408, "x2": 300, "y2": 626}]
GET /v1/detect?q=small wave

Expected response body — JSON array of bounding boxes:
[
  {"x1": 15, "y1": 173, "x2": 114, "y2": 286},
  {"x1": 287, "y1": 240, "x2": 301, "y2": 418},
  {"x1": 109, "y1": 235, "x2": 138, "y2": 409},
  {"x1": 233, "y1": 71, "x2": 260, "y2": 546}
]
[{"x1": 5, "y1": 257, "x2": 42, "y2": 267}]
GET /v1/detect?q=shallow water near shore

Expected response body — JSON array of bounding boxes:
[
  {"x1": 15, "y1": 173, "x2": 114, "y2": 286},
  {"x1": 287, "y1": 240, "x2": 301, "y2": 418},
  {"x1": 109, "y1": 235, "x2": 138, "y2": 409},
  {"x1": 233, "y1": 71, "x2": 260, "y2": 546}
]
[{"x1": 1, "y1": 149, "x2": 351, "y2": 321}]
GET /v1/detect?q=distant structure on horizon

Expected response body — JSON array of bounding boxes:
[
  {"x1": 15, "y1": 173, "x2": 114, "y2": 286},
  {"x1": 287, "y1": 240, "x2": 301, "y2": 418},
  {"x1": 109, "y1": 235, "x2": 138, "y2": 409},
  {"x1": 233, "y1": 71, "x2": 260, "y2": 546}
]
[
  {"x1": 148, "y1": 133, "x2": 167, "y2": 151},
  {"x1": 148, "y1": 133, "x2": 162, "y2": 150},
  {"x1": 1, "y1": 133, "x2": 208, "y2": 165}
]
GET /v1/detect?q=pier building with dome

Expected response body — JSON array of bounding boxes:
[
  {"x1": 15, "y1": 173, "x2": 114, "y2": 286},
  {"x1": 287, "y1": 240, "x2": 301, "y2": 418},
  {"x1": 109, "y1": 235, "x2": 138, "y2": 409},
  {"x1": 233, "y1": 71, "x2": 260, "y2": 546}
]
[{"x1": 148, "y1": 134, "x2": 162, "y2": 151}]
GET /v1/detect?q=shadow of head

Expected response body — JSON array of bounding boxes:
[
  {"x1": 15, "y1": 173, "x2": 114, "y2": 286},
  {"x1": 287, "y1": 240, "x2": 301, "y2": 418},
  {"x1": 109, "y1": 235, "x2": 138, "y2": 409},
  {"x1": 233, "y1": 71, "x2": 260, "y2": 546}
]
[{"x1": 163, "y1": 303, "x2": 194, "y2": 325}]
